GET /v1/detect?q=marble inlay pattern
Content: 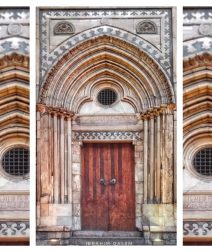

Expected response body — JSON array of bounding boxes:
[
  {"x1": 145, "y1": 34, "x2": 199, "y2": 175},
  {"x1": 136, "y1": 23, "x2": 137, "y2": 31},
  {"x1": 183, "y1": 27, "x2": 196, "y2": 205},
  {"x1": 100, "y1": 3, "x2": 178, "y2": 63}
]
[
  {"x1": 0, "y1": 8, "x2": 29, "y2": 56},
  {"x1": 183, "y1": 9, "x2": 212, "y2": 57}
]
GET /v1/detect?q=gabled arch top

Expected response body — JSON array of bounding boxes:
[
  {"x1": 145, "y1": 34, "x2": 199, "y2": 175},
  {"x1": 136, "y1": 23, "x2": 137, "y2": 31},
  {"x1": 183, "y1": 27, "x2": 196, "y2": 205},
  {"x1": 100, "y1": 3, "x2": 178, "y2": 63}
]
[
  {"x1": 39, "y1": 8, "x2": 173, "y2": 83},
  {"x1": 39, "y1": 35, "x2": 175, "y2": 112}
]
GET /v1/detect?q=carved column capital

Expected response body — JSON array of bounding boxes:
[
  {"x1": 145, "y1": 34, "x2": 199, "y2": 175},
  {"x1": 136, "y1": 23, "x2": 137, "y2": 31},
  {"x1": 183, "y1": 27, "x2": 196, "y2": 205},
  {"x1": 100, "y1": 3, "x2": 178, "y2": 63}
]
[{"x1": 36, "y1": 103, "x2": 75, "y2": 118}]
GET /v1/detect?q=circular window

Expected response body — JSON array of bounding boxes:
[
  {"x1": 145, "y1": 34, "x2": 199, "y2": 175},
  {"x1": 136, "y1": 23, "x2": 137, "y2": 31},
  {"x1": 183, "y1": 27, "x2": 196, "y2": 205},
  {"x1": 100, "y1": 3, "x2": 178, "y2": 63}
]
[
  {"x1": 193, "y1": 148, "x2": 212, "y2": 176},
  {"x1": 97, "y1": 89, "x2": 117, "y2": 106},
  {"x1": 2, "y1": 148, "x2": 29, "y2": 177}
]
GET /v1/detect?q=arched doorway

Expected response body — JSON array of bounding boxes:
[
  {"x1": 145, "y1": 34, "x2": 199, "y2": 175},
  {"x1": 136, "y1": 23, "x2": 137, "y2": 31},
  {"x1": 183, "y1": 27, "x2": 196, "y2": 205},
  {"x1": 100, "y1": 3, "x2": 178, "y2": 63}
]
[{"x1": 37, "y1": 29, "x2": 176, "y2": 244}]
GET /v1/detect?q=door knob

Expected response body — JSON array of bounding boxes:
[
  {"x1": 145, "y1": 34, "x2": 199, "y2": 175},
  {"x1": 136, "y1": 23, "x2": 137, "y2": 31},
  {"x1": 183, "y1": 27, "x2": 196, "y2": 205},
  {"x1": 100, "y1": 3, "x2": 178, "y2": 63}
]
[
  {"x1": 100, "y1": 178, "x2": 106, "y2": 185},
  {"x1": 110, "y1": 178, "x2": 117, "y2": 185}
]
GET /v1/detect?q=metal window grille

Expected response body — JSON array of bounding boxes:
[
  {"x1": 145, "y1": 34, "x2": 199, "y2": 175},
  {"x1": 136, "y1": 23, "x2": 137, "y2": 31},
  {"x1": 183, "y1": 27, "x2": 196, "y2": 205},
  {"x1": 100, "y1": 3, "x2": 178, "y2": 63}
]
[
  {"x1": 97, "y1": 89, "x2": 117, "y2": 105},
  {"x1": 2, "y1": 148, "x2": 29, "y2": 176},
  {"x1": 193, "y1": 148, "x2": 212, "y2": 176}
]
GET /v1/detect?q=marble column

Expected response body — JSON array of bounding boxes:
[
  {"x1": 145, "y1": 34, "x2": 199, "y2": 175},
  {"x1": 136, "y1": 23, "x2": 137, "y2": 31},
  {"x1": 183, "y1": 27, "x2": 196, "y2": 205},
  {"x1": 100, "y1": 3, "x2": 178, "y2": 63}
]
[
  {"x1": 53, "y1": 112, "x2": 60, "y2": 203},
  {"x1": 143, "y1": 117, "x2": 148, "y2": 204}
]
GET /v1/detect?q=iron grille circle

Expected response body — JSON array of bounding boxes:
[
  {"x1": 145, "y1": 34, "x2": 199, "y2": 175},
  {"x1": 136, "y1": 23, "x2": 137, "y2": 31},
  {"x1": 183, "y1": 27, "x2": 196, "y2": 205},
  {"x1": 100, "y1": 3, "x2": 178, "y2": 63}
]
[
  {"x1": 193, "y1": 148, "x2": 212, "y2": 176},
  {"x1": 97, "y1": 88, "x2": 117, "y2": 106},
  {"x1": 2, "y1": 148, "x2": 29, "y2": 176}
]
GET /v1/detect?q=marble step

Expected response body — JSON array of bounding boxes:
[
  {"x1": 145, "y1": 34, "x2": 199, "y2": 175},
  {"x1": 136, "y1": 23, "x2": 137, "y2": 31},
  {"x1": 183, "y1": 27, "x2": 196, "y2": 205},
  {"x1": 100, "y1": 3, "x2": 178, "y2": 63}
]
[
  {"x1": 68, "y1": 237, "x2": 145, "y2": 246},
  {"x1": 72, "y1": 230, "x2": 142, "y2": 238}
]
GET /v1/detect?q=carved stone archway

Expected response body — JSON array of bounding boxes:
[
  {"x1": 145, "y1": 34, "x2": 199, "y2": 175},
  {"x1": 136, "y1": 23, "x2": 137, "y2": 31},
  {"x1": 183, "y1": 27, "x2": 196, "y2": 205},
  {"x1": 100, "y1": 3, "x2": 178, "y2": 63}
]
[{"x1": 37, "y1": 32, "x2": 176, "y2": 245}]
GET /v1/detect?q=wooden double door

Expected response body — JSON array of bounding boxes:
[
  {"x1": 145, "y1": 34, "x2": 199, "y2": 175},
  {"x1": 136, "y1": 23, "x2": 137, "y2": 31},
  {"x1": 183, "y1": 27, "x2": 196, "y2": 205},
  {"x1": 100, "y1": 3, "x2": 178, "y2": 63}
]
[{"x1": 81, "y1": 142, "x2": 135, "y2": 231}]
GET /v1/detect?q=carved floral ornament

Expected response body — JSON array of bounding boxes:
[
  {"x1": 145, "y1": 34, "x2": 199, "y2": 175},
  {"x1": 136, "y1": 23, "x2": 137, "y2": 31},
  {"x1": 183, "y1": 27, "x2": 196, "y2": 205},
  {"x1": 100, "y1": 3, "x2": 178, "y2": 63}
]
[
  {"x1": 0, "y1": 222, "x2": 29, "y2": 236},
  {"x1": 36, "y1": 103, "x2": 74, "y2": 119},
  {"x1": 37, "y1": 103, "x2": 176, "y2": 120},
  {"x1": 184, "y1": 221, "x2": 212, "y2": 236},
  {"x1": 54, "y1": 21, "x2": 75, "y2": 35},
  {"x1": 140, "y1": 103, "x2": 176, "y2": 120},
  {"x1": 136, "y1": 20, "x2": 157, "y2": 34},
  {"x1": 183, "y1": 52, "x2": 212, "y2": 72},
  {"x1": 0, "y1": 52, "x2": 29, "y2": 69}
]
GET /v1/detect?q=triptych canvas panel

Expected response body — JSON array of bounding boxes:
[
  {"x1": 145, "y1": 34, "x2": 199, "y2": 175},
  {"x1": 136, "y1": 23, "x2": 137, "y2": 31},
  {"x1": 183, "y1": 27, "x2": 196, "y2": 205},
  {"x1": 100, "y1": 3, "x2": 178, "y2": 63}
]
[{"x1": 0, "y1": 4, "x2": 211, "y2": 248}]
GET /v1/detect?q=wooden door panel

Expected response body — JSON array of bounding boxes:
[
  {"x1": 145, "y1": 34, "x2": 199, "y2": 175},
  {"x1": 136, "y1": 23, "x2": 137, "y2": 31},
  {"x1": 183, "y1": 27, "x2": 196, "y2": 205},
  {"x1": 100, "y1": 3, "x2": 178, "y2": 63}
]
[
  {"x1": 109, "y1": 143, "x2": 135, "y2": 230},
  {"x1": 81, "y1": 142, "x2": 135, "y2": 231},
  {"x1": 81, "y1": 143, "x2": 108, "y2": 230}
]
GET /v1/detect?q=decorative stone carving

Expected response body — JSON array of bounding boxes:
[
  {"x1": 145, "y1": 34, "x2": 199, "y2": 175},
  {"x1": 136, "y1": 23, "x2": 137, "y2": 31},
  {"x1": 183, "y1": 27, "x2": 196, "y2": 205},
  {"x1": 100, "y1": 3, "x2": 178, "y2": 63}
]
[
  {"x1": 183, "y1": 221, "x2": 212, "y2": 236},
  {"x1": 39, "y1": 9, "x2": 172, "y2": 82},
  {"x1": 0, "y1": 52, "x2": 29, "y2": 69},
  {"x1": 36, "y1": 103, "x2": 74, "y2": 118},
  {"x1": 0, "y1": 194, "x2": 29, "y2": 210},
  {"x1": 199, "y1": 23, "x2": 212, "y2": 36},
  {"x1": 0, "y1": 222, "x2": 29, "y2": 236},
  {"x1": 7, "y1": 23, "x2": 22, "y2": 35},
  {"x1": 54, "y1": 21, "x2": 75, "y2": 35},
  {"x1": 184, "y1": 194, "x2": 212, "y2": 210},
  {"x1": 73, "y1": 131, "x2": 142, "y2": 141},
  {"x1": 183, "y1": 52, "x2": 212, "y2": 71},
  {"x1": 136, "y1": 21, "x2": 157, "y2": 34}
]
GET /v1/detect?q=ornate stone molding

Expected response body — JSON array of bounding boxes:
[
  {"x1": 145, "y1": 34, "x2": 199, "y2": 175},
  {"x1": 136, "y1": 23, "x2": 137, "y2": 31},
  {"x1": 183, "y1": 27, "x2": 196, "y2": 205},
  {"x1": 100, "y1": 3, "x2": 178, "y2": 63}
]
[
  {"x1": 0, "y1": 194, "x2": 29, "y2": 211},
  {"x1": 184, "y1": 221, "x2": 212, "y2": 236},
  {"x1": 0, "y1": 222, "x2": 29, "y2": 237},
  {"x1": 184, "y1": 9, "x2": 212, "y2": 22},
  {"x1": 39, "y1": 35, "x2": 172, "y2": 104},
  {"x1": 0, "y1": 52, "x2": 29, "y2": 69},
  {"x1": 36, "y1": 103, "x2": 74, "y2": 118},
  {"x1": 183, "y1": 52, "x2": 212, "y2": 71},
  {"x1": 39, "y1": 8, "x2": 173, "y2": 82},
  {"x1": 0, "y1": 8, "x2": 29, "y2": 56},
  {"x1": 73, "y1": 131, "x2": 142, "y2": 141},
  {"x1": 140, "y1": 103, "x2": 176, "y2": 120},
  {"x1": 184, "y1": 194, "x2": 212, "y2": 211}
]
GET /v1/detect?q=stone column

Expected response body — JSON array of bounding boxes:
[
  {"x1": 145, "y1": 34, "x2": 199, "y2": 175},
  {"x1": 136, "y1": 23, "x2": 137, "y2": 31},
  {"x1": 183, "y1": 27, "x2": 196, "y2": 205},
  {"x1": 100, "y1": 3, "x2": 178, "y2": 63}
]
[
  {"x1": 149, "y1": 114, "x2": 155, "y2": 203},
  {"x1": 143, "y1": 116, "x2": 148, "y2": 204},
  {"x1": 60, "y1": 114, "x2": 65, "y2": 204},
  {"x1": 53, "y1": 112, "x2": 60, "y2": 203},
  {"x1": 67, "y1": 116, "x2": 73, "y2": 204},
  {"x1": 36, "y1": 111, "x2": 41, "y2": 204},
  {"x1": 155, "y1": 112, "x2": 161, "y2": 203},
  {"x1": 161, "y1": 107, "x2": 174, "y2": 204},
  {"x1": 48, "y1": 113, "x2": 53, "y2": 203}
]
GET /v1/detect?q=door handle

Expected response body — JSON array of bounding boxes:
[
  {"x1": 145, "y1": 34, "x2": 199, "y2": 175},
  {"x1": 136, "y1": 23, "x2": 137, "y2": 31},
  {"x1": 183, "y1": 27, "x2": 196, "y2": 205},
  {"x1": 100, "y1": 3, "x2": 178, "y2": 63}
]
[
  {"x1": 100, "y1": 178, "x2": 106, "y2": 185},
  {"x1": 110, "y1": 178, "x2": 117, "y2": 185}
]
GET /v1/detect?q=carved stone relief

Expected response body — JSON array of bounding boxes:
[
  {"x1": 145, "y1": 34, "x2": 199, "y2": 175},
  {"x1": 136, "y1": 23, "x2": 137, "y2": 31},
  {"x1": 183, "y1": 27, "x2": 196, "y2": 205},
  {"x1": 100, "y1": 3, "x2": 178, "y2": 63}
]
[
  {"x1": 0, "y1": 194, "x2": 29, "y2": 211},
  {"x1": 0, "y1": 222, "x2": 29, "y2": 236},
  {"x1": 184, "y1": 194, "x2": 212, "y2": 210},
  {"x1": 54, "y1": 21, "x2": 75, "y2": 35},
  {"x1": 199, "y1": 23, "x2": 212, "y2": 36},
  {"x1": 184, "y1": 221, "x2": 212, "y2": 236},
  {"x1": 136, "y1": 21, "x2": 157, "y2": 34},
  {"x1": 7, "y1": 23, "x2": 22, "y2": 35},
  {"x1": 73, "y1": 131, "x2": 142, "y2": 141}
]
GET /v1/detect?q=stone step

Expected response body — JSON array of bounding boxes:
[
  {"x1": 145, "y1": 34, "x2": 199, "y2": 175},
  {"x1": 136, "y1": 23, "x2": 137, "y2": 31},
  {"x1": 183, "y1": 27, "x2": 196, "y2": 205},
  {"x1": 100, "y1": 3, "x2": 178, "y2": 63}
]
[
  {"x1": 72, "y1": 230, "x2": 142, "y2": 238},
  {"x1": 68, "y1": 237, "x2": 145, "y2": 246}
]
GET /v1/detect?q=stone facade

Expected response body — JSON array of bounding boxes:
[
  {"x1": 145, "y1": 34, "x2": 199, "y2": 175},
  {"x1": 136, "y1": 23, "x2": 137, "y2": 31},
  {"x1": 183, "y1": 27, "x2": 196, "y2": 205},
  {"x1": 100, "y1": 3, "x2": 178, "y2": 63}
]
[
  {"x1": 183, "y1": 8, "x2": 212, "y2": 245},
  {"x1": 0, "y1": 8, "x2": 29, "y2": 245},
  {"x1": 36, "y1": 7, "x2": 176, "y2": 245}
]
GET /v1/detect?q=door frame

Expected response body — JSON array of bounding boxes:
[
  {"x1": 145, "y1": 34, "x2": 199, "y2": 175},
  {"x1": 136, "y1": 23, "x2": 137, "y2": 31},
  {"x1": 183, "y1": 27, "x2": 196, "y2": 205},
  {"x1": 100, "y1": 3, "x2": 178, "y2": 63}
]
[{"x1": 71, "y1": 138, "x2": 143, "y2": 231}]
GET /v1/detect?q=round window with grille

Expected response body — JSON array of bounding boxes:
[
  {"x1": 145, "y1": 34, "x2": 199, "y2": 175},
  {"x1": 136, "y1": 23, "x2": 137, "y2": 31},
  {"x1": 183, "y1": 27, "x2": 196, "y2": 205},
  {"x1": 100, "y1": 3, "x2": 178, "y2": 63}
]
[
  {"x1": 193, "y1": 148, "x2": 212, "y2": 176},
  {"x1": 97, "y1": 88, "x2": 117, "y2": 106},
  {"x1": 2, "y1": 148, "x2": 29, "y2": 177}
]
